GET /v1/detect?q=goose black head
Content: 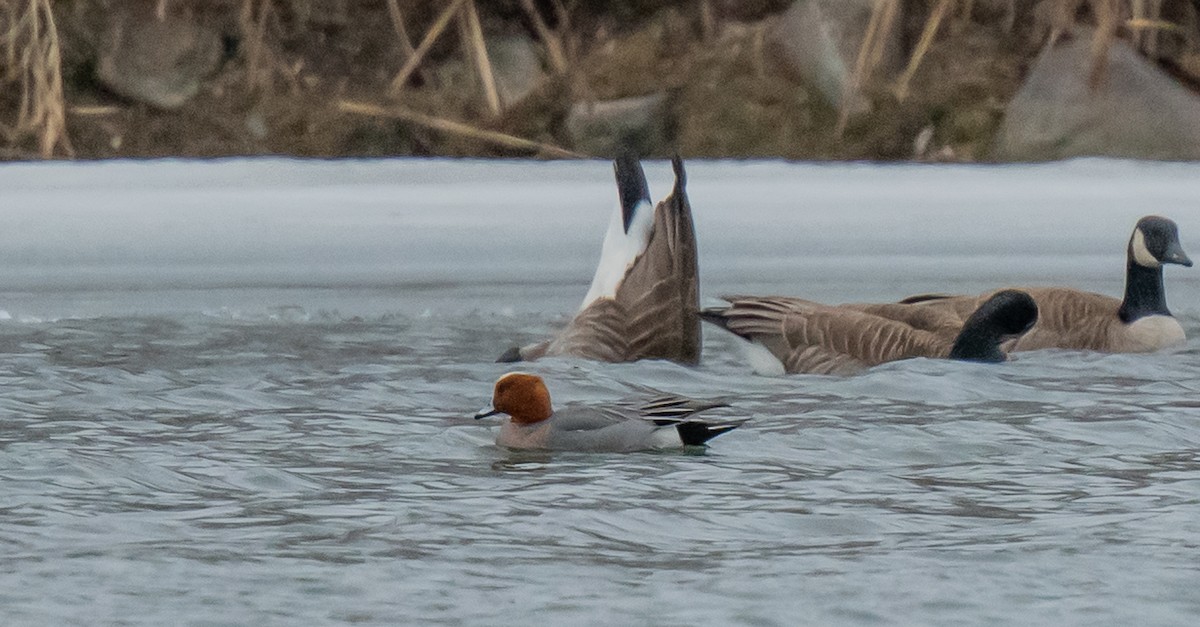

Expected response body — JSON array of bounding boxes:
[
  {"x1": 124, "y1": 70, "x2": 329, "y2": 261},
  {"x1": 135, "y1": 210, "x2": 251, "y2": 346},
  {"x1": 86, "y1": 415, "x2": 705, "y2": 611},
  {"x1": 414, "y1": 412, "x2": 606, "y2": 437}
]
[
  {"x1": 983, "y1": 289, "x2": 1040, "y2": 339},
  {"x1": 1129, "y1": 216, "x2": 1192, "y2": 269},
  {"x1": 949, "y1": 290, "x2": 1038, "y2": 363}
]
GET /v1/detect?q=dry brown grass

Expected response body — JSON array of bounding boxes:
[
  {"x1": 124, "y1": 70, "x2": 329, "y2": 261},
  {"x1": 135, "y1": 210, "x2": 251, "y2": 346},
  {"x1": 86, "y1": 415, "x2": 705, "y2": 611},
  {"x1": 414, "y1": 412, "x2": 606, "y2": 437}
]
[
  {"x1": 237, "y1": 0, "x2": 284, "y2": 92},
  {"x1": 6, "y1": 0, "x2": 1196, "y2": 160},
  {"x1": 0, "y1": 0, "x2": 73, "y2": 158},
  {"x1": 338, "y1": 99, "x2": 583, "y2": 157},
  {"x1": 1030, "y1": 0, "x2": 1196, "y2": 83},
  {"x1": 852, "y1": 0, "x2": 1199, "y2": 116},
  {"x1": 837, "y1": 0, "x2": 901, "y2": 135}
]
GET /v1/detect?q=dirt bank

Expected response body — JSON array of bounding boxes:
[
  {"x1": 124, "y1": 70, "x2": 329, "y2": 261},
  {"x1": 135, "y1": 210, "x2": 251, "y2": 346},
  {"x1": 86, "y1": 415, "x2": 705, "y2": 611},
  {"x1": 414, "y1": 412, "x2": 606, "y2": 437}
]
[{"x1": 2, "y1": 0, "x2": 1198, "y2": 161}]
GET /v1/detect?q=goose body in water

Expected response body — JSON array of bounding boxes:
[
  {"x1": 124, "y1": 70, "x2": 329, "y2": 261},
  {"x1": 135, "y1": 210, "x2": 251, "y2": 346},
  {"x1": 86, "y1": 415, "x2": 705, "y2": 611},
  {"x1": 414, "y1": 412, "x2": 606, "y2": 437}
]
[
  {"x1": 866, "y1": 216, "x2": 1192, "y2": 353},
  {"x1": 702, "y1": 290, "x2": 1039, "y2": 376},
  {"x1": 500, "y1": 156, "x2": 700, "y2": 364}
]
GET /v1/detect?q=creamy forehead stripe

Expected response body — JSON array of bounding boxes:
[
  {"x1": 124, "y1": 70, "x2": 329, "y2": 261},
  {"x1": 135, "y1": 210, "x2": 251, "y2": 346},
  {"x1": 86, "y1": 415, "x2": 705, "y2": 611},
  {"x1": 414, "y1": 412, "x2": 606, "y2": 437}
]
[
  {"x1": 497, "y1": 372, "x2": 535, "y2": 384},
  {"x1": 1131, "y1": 229, "x2": 1161, "y2": 268}
]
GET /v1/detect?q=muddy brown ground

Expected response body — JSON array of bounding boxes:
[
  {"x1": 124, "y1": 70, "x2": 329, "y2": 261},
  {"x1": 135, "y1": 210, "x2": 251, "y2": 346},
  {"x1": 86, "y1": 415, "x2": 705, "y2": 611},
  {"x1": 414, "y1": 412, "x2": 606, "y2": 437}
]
[{"x1": 5, "y1": 0, "x2": 1180, "y2": 161}]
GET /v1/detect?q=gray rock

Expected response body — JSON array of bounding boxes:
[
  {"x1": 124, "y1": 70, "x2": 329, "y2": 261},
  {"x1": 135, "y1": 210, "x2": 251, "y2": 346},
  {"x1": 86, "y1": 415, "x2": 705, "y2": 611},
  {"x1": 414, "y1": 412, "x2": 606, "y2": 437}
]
[
  {"x1": 488, "y1": 34, "x2": 546, "y2": 107},
  {"x1": 97, "y1": 9, "x2": 222, "y2": 110},
  {"x1": 244, "y1": 112, "x2": 268, "y2": 140},
  {"x1": 565, "y1": 93, "x2": 672, "y2": 157},
  {"x1": 766, "y1": 0, "x2": 903, "y2": 115},
  {"x1": 993, "y1": 29, "x2": 1200, "y2": 161},
  {"x1": 431, "y1": 33, "x2": 545, "y2": 109}
]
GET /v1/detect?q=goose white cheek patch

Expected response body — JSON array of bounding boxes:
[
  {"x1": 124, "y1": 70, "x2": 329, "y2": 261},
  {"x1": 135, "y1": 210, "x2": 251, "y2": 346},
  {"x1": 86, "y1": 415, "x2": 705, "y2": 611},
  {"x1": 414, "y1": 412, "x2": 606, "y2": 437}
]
[
  {"x1": 1131, "y1": 229, "x2": 1161, "y2": 268},
  {"x1": 580, "y1": 199, "x2": 655, "y2": 308}
]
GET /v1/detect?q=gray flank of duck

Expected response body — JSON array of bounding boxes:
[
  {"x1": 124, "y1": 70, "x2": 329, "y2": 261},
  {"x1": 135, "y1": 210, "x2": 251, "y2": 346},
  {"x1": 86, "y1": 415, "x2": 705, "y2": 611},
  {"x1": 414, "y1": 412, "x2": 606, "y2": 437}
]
[{"x1": 474, "y1": 373, "x2": 744, "y2": 452}]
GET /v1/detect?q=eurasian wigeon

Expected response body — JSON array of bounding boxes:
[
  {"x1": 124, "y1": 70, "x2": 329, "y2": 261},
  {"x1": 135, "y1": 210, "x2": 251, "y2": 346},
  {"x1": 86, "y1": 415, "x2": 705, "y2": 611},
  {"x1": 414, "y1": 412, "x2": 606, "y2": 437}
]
[
  {"x1": 856, "y1": 216, "x2": 1192, "y2": 353},
  {"x1": 702, "y1": 289, "x2": 1038, "y2": 376},
  {"x1": 499, "y1": 154, "x2": 700, "y2": 365},
  {"x1": 474, "y1": 372, "x2": 745, "y2": 452}
]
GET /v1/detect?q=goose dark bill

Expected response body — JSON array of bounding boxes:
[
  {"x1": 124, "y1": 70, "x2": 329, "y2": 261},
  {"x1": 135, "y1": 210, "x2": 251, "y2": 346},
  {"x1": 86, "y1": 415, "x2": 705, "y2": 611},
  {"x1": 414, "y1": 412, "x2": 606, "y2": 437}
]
[{"x1": 1162, "y1": 240, "x2": 1192, "y2": 267}]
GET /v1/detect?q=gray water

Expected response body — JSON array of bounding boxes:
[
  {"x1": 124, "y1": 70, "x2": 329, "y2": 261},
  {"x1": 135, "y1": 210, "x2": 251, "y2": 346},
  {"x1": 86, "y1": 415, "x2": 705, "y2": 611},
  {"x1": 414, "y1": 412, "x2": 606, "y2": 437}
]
[{"x1": 1, "y1": 158, "x2": 1199, "y2": 625}]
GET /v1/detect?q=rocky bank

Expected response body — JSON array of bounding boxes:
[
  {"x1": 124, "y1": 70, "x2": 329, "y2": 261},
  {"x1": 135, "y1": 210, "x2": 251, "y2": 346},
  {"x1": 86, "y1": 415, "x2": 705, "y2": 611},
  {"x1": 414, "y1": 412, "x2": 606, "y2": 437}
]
[{"x1": 3, "y1": 0, "x2": 1200, "y2": 162}]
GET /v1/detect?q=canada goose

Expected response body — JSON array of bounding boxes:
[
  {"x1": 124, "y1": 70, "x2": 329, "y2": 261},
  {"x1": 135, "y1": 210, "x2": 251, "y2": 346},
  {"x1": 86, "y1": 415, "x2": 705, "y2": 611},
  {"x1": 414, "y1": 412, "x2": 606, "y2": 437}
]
[
  {"x1": 499, "y1": 155, "x2": 700, "y2": 364},
  {"x1": 701, "y1": 289, "x2": 1038, "y2": 375},
  {"x1": 873, "y1": 216, "x2": 1192, "y2": 353}
]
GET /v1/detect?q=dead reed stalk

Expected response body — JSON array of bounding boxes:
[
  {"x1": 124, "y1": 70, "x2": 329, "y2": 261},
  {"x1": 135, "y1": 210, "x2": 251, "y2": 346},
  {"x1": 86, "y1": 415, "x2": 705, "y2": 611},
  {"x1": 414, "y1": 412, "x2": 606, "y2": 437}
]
[
  {"x1": 460, "y1": 0, "x2": 501, "y2": 115},
  {"x1": 838, "y1": 0, "x2": 900, "y2": 135},
  {"x1": 890, "y1": 0, "x2": 1193, "y2": 105},
  {"x1": 1088, "y1": 0, "x2": 1121, "y2": 87},
  {"x1": 337, "y1": 99, "x2": 583, "y2": 158},
  {"x1": 385, "y1": 0, "x2": 417, "y2": 53},
  {"x1": 390, "y1": 0, "x2": 470, "y2": 94},
  {"x1": 518, "y1": 0, "x2": 567, "y2": 74},
  {"x1": 894, "y1": 0, "x2": 953, "y2": 102},
  {"x1": 0, "y1": 0, "x2": 73, "y2": 158},
  {"x1": 385, "y1": 0, "x2": 420, "y2": 67},
  {"x1": 239, "y1": 0, "x2": 276, "y2": 91}
]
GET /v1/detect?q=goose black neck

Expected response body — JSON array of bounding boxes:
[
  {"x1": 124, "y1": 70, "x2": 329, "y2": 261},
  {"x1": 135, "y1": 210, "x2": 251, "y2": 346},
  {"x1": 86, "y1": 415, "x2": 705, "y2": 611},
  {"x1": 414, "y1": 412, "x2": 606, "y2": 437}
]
[
  {"x1": 948, "y1": 326, "x2": 1005, "y2": 363},
  {"x1": 1119, "y1": 259, "x2": 1170, "y2": 322},
  {"x1": 613, "y1": 154, "x2": 651, "y2": 234}
]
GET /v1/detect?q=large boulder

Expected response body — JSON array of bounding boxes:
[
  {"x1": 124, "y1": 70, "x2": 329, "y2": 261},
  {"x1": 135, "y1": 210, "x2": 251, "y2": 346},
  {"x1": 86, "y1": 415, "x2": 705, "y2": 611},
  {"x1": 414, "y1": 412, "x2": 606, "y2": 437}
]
[
  {"x1": 766, "y1": 0, "x2": 903, "y2": 115},
  {"x1": 488, "y1": 34, "x2": 546, "y2": 107},
  {"x1": 565, "y1": 93, "x2": 672, "y2": 157},
  {"x1": 430, "y1": 32, "x2": 545, "y2": 109},
  {"x1": 97, "y1": 8, "x2": 222, "y2": 110},
  {"x1": 992, "y1": 29, "x2": 1200, "y2": 161}
]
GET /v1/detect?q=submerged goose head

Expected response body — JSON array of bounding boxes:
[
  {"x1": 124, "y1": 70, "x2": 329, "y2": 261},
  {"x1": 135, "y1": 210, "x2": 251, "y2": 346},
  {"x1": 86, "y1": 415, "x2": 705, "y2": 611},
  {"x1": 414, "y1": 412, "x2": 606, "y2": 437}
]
[
  {"x1": 949, "y1": 289, "x2": 1038, "y2": 363},
  {"x1": 1129, "y1": 216, "x2": 1192, "y2": 269},
  {"x1": 475, "y1": 372, "x2": 552, "y2": 424}
]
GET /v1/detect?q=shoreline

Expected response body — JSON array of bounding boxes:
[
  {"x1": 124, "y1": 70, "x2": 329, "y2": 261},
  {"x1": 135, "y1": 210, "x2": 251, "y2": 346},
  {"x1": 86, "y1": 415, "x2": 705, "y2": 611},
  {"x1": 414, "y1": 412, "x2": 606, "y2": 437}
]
[{"x1": 2, "y1": 1, "x2": 1199, "y2": 162}]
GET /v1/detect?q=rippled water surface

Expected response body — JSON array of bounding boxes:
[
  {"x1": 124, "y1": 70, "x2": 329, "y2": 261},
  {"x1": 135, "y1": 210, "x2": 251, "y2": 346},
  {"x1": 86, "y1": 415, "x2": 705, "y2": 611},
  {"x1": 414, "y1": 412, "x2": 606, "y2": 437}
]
[{"x1": 1, "y1": 159, "x2": 1199, "y2": 625}]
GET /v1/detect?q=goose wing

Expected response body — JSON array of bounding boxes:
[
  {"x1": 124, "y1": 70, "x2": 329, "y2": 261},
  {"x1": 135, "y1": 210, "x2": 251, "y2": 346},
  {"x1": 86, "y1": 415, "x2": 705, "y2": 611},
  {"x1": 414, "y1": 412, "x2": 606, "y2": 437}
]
[
  {"x1": 1003, "y1": 287, "x2": 1120, "y2": 350},
  {"x1": 609, "y1": 156, "x2": 701, "y2": 363},
  {"x1": 536, "y1": 157, "x2": 699, "y2": 364},
  {"x1": 840, "y1": 300, "x2": 967, "y2": 336},
  {"x1": 885, "y1": 287, "x2": 1123, "y2": 351},
  {"x1": 709, "y1": 296, "x2": 951, "y2": 375},
  {"x1": 543, "y1": 298, "x2": 632, "y2": 362}
]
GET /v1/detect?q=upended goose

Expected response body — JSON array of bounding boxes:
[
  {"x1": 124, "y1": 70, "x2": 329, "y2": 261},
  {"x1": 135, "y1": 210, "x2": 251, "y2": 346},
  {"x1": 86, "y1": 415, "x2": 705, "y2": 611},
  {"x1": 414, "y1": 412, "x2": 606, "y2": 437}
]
[
  {"x1": 499, "y1": 156, "x2": 700, "y2": 364},
  {"x1": 868, "y1": 216, "x2": 1192, "y2": 353},
  {"x1": 702, "y1": 289, "x2": 1038, "y2": 376}
]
